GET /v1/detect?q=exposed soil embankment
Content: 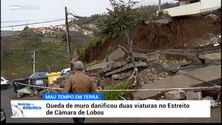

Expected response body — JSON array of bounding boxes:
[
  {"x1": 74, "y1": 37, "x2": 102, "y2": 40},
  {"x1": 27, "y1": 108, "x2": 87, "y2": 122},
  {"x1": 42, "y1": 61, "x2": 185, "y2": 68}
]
[{"x1": 83, "y1": 8, "x2": 221, "y2": 63}]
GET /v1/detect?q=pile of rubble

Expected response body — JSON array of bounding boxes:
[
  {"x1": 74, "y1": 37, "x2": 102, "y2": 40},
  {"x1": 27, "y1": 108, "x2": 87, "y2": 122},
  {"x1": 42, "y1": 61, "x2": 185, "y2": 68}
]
[
  {"x1": 10, "y1": 44, "x2": 221, "y2": 101},
  {"x1": 56, "y1": 42, "x2": 220, "y2": 92}
]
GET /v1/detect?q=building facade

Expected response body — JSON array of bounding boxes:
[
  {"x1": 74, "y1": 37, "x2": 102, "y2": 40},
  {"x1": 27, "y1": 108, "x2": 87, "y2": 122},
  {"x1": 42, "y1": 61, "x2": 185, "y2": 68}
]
[{"x1": 163, "y1": 0, "x2": 221, "y2": 17}]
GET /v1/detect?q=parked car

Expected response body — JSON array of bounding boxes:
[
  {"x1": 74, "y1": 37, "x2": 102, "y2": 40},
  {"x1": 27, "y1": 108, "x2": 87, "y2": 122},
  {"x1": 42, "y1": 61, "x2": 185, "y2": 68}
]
[
  {"x1": 60, "y1": 68, "x2": 70, "y2": 76},
  {"x1": 1, "y1": 108, "x2": 6, "y2": 123},
  {"x1": 1, "y1": 77, "x2": 10, "y2": 89}
]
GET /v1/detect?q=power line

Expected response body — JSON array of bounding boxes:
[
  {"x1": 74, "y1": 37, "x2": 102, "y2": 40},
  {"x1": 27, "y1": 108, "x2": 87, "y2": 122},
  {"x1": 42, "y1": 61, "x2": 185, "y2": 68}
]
[
  {"x1": 68, "y1": 9, "x2": 78, "y2": 17},
  {"x1": 1, "y1": 20, "x2": 34, "y2": 23},
  {"x1": 1, "y1": 18, "x2": 75, "y2": 28},
  {"x1": 1, "y1": 17, "x2": 66, "y2": 23},
  {"x1": 67, "y1": 8, "x2": 88, "y2": 19},
  {"x1": 1, "y1": 9, "x2": 89, "y2": 29}
]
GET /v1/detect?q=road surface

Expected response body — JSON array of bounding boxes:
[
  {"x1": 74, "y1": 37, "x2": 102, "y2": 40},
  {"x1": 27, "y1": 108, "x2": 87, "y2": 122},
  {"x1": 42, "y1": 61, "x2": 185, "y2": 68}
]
[{"x1": 1, "y1": 84, "x2": 221, "y2": 123}]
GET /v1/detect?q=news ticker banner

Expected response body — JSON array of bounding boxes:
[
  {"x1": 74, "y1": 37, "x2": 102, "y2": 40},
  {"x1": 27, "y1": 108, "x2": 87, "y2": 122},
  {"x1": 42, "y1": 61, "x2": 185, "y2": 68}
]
[
  {"x1": 42, "y1": 93, "x2": 102, "y2": 100},
  {"x1": 11, "y1": 93, "x2": 211, "y2": 118}
]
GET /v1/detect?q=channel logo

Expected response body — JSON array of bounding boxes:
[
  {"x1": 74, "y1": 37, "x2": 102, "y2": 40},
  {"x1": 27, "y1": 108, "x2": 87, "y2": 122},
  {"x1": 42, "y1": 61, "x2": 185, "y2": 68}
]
[
  {"x1": 11, "y1": 103, "x2": 42, "y2": 117},
  {"x1": 11, "y1": 104, "x2": 24, "y2": 117},
  {"x1": 10, "y1": 5, "x2": 40, "y2": 10}
]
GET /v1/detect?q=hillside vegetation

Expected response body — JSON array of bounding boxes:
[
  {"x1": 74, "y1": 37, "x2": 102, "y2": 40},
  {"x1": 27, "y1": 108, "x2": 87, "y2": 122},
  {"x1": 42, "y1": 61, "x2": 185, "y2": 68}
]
[
  {"x1": 1, "y1": 0, "x2": 179, "y2": 80},
  {"x1": 1, "y1": 29, "x2": 74, "y2": 80}
]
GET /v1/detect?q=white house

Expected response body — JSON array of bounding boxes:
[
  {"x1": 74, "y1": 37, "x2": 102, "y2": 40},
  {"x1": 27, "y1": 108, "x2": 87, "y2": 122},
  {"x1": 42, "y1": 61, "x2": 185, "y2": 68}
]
[
  {"x1": 163, "y1": 0, "x2": 221, "y2": 17},
  {"x1": 49, "y1": 25, "x2": 54, "y2": 30},
  {"x1": 61, "y1": 25, "x2": 66, "y2": 31},
  {"x1": 54, "y1": 24, "x2": 66, "y2": 31},
  {"x1": 69, "y1": 24, "x2": 81, "y2": 32}
]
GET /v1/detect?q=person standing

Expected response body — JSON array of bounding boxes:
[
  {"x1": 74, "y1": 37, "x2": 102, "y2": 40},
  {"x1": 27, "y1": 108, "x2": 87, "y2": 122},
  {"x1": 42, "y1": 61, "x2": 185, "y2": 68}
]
[{"x1": 63, "y1": 60, "x2": 97, "y2": 123}]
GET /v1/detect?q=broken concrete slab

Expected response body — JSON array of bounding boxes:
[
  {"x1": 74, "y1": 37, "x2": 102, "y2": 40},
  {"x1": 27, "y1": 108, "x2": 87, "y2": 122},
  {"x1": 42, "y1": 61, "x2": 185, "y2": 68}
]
[
  {"x1": 147, "y1": 53, "x2": 160, "y2": 62},
  {"x1": 127, "y1": 52, "x2": 147, "y2": 63},
  {"x1": 198, "y1": 53, "x2": 221, "y2": 61},
  {"x1": 111, "y1": 74, "x2": 119, "y2": 80},
  {"x1": 147, "y1": 60, "x2": 189, "y2": 73},
  {"x1": 107, "y1": 48, "x2": 125, "y2": 61},
  {"x1": 118, "y1": 72, "x2": 132, "y2": 80},
  {"x1": 111, "y1": 71, "x2": 132, "y2": 80},
  {"x1": 192, "y1": 91, "x2": 202, "y2": 100},
  {"x1": 160, "y1": 52, "x2": 201, "y2": 65},
  {"x1": 185, "y1": 91, "x2": 202, "y2": 100},
  {"x1": 165, "y1": 90, "x2": 185, "y2": 100},
  {"x1": 133, "y1": 52, "x2": 147, "y2": 61},
  {"x1": 105, "y1": 62, "x2": 147, "y2": 76},
  {"x1": 185, "y1": 91, "x2": 194, "y2": 100},
  {"x1": 99, "y1": 61, "x2": 127, "y2": 75},
  {"x1": 133, "y1": 65, "x2": 221, "y2": 100},
  {"x1": 86, "y1": 61, "x2": 113, "y2": 72}
]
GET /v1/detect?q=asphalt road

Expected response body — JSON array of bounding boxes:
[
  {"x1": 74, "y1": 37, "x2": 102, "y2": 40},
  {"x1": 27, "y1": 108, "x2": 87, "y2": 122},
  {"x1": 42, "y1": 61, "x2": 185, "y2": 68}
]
[{"x1": 1, "y1": 84, "x2": 221, "y2": 123}]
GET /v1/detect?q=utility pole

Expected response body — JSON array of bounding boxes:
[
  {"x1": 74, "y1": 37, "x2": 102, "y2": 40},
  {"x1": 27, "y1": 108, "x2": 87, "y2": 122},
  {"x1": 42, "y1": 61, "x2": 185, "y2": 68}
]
[
  {"x1": 65, "y1": 6, "x2": 72, "y2": 69},
  {"x1": 158, "y1": 0, "x2": 161, "y2": 11},
  {"x1": 31, "y1": 51, "x2": 35, "y2": 74}
]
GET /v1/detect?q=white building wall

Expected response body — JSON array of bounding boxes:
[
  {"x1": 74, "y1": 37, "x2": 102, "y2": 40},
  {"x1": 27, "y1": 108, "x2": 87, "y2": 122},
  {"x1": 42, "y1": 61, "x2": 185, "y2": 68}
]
[
  {"x1": 200, "y1": 0, "x2": 221, "y2": 12},
  {"x1": 163, "y1": 0, "x2": 221, "y2": 17},
  {"x1": 164, "y1": 2, "x2": 200, "y2": 16}
]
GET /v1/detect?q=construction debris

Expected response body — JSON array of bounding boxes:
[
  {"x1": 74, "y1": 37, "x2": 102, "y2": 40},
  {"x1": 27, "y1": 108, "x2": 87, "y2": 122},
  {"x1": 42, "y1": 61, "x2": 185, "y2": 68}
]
[
  {"x1": 185, "y1": 91, "x2": 202, "y2": 100},
  {"x1": 105, "y1": 62, "x2": 147, "y2": 76},
  {"x1": 165, "y1": 90, "x2": 185, "y2": 100},
  {"x1": 202, "y1": 96, "x2": 218, "y2": 107}
]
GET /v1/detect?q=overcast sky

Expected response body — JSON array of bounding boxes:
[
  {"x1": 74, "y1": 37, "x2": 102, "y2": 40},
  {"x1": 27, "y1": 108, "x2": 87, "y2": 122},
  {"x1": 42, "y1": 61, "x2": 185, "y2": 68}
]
[{"x1": 1, "y1": 0, "x2": 177, "y2": 31}]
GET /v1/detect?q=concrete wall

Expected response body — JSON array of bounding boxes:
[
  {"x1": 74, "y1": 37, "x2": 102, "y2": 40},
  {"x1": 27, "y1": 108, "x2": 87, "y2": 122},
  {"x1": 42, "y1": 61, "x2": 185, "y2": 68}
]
[
  {"x1": 163, "y1": 0, "x2": 221, "y2": 17},
  {"x1": 200, "y1": 0, "x2": 221, "y2": 12},
  {"x1": 164, "y1": 2, "x2": 200, "y2": 16}
]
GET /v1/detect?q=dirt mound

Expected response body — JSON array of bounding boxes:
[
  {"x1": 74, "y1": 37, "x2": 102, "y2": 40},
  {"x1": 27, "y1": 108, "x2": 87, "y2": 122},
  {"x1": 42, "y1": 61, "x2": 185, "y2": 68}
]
[{"x1": 83, "y1": 8, "x2": 221, "y2": 63}]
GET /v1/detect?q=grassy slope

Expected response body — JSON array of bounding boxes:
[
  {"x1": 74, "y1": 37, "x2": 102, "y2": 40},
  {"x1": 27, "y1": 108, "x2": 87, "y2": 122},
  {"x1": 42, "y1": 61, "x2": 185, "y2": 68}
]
[{"x1": 1, "y1": 33, "x2": 72, "y2": 80}]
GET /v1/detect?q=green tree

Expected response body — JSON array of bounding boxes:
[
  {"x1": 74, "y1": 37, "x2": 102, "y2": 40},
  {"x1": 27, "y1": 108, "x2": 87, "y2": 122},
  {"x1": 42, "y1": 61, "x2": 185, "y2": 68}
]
[
  {"x1": 97, "y1": 0, "x2": 140, "y2": 37},
  {"x1": 23, "y1": 26, "x2": 31, "y2": 31},
  {"x1": 157, "y1": 10, "x2": 169, "y2": 16}
]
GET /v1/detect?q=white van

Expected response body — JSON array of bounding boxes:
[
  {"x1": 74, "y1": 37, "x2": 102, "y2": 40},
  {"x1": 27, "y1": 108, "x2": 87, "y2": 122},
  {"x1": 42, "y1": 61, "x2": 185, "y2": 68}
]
[{"x1": 60, "y1": 68, "x2": 71, "y2": 76}]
